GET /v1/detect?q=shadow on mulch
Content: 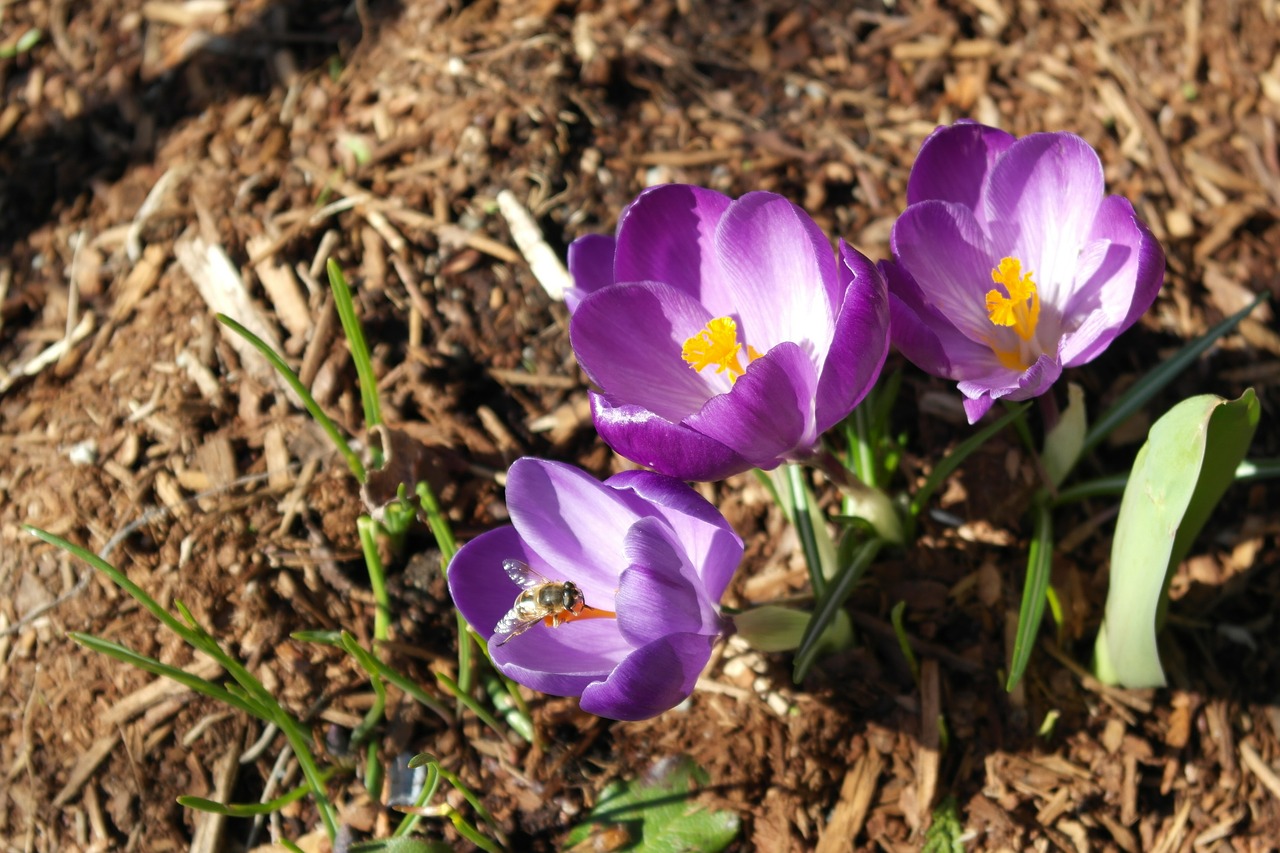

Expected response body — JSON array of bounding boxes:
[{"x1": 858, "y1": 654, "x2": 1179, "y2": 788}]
[{"x1": 0, "y1": 0, "x2": 403, "y2": 254}]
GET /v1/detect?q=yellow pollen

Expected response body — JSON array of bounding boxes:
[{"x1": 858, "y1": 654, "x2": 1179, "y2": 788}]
[
  {"x1": 984, "y1": 256, "x2": 1041, "y2": 342},
  {"x1": 681, "y1": 317, "x2": 761, "y2": 384}
]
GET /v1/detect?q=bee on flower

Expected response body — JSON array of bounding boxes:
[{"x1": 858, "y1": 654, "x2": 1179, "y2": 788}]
[{"x1": 446, "y1": 458, "x2": 742, "y2": 721}]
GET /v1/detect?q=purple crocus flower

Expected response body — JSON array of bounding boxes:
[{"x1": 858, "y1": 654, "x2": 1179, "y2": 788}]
[
  {"x1": 566, "y1": 184, "x2": 890, "y2": 481},
  {"x1": 883, "y1": 122, "x2": 1165, "y2": 422},
  {"x1": 447, "y1": 457, "x2": 742, "y2": 721}
]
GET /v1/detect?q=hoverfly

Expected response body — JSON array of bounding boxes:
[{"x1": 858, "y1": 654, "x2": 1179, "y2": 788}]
[{"x1": 494, "y1": 559, "x2": 589, "y2": 646}]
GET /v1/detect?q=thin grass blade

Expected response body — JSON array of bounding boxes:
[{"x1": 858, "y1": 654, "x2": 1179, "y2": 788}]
[
  {"x1": 1006, "y1": 500, "x2": 1054, "y2": 691},
  {"x1": 68, "y1": 633, "x2": 260, "y2": 717},
  {"x1": 793, "y1": 538, "x2": 882, "y2": 682},
  {"x1": 1082, "y1": 292, "x2": 1267, "y2": 455},
  {"x1": 327, "y1": 260, "x2": 384, "y2": 437},
  {"x1": 909, "y1": 404, "x2": 1029, "y2": 518},
  {"x1": 217, "y1": 313, "x2": 365, "y2": 481}
]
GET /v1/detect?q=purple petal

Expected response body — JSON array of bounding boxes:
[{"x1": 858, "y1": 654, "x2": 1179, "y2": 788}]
[
  {"x1": 614, "y1": 184, "x2": 734, "y2": 307},
  {"x1": 566, "y1": 234, "x2": 617, "y2": 312},
  {"x1": 714, "y1": 192, "x2": 839, "y2": 357},
  {"x1": 983, "y1": 132, "x2": 1105, "y2": 308},
  {"x1": 956, "y1": 352, "x2": 1063, "y2": 423},
  {"x1": 907, "y1": 121, "x2": 1015, "y2": 210},
  {"x1": 685, "y1": 341, "x2": 818, "y2": 468},
  {"x1": 1059, "y1": 196, "x2": 1165, "y2": 366},
  {"x1": 447, "y1": 526, "x2": 536, "y2": 641},
  {"x1": 492, "y1": 618, "x2": 632, "y2": 699},
  {"x1": 605, "y1": 470, "x2": 729, "y2": 533},
  {"x1": 579, "y1": 632, "x2": 715, "y2": 720},
  {"x1": 815, "y1": 243, "x2": 890, "y2": 433},
  {"x1": 606, "y1": 470, "x2": 744, "y2": 601},
  {"x1": 505, "y1": 458, "x2": 639, "y2": 605},
  {"x1": 615, "y1": 519, "x2": 707, "y2": 645},
  {"x1": 962, "y1": 396, "x2": 995, "y2": 422},
  {"x1": 590, "y1": 393, "x2": 753, "y2": 481},
  {"x1": 891, "y1": 199, "x2": 1002, "y2": 345},
  {"x1": 571, "y1": 281, "x2": 721, "y2": 421}
]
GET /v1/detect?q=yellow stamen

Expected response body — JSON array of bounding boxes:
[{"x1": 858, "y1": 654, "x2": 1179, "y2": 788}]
[
  {"x1": 984, "y1": 256, "x2": 1041, "y2": 342},
  {"x1": 681, "y1": 316, "x2": 761, "y2": 384}
]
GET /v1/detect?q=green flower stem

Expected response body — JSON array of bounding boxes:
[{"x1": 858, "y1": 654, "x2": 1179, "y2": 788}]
[
  {"x1": 415, "y1": 481, "x2": 459, "y2": 565},
  {"x1": 847, "y1": 403, "x2": 878, "y2": 489},
  {"x1": 357, "y1": 516, "x2": 391, "y2": 642},
  {"x1": 785, "y1": 464, "x2": 827, "y2": 599}
]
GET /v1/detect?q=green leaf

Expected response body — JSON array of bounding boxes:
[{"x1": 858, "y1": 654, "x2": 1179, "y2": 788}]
[
  {"x1": 68, "y1": 633, "x2": 259, "y2": 717},
  {"x1": 1042, "y1": 382, "x2": 1086, "y2": 487},
  {"x1": 0, "y1": 27, "x2": 41, "y2": 58},
  {"x1": 1094, "y1": 390, "x2": 1260, "y2": 688},
  {"x1": 1006, "y1": 500, "x2": 1054, "y2": 692},
  {"x1": 564, "y1": 756, "x2": 739, "y2": 853},
  {"x1": 733, "y1": 605, "x2": 851, "y2": 654}
]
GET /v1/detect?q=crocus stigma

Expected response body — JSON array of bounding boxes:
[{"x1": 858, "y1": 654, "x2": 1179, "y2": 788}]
[
  {"x1": 447, "y1": 457, "x2": 743, "y2": 721},
  {"x1": 567, "y1": 184, "x2": 890, "y2": 481},
  {"x1": 882, "y1": 121, "x2": 1165, "y2": 422}
]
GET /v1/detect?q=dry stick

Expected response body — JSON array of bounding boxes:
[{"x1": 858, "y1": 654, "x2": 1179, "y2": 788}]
[
  {"x1": 915, "y1": 659, "x2": 942, "y2": 832},
  {"x1": 0, "y1": 312, "x2": 96, "y2": 395},
  {"x1": 815, "y1": 748, "x2": 883, "y2": 853},
  {"x1": 1240, "y1": 742, "x2": 1280, "y2": 803}
]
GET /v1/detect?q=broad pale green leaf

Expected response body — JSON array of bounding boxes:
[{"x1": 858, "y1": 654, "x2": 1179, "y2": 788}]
[
  {"x1": 563, "y1": 756, "x2": 739, "y2": 853},
  {"x1": 1094, "y1": 390, "x2": 1260, "y2": 688},
  {"x1": 1042, "y1": 382, "x2": 1086, "y2": 487}
]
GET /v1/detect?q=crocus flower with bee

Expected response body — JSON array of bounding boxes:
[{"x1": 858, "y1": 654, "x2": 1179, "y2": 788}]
[{"x1": 447, "y1": 457, "x2": 742, "y2": 721}]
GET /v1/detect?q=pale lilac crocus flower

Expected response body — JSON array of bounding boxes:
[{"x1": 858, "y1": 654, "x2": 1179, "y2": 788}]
[
  {"x1": 883, "y1": 122, "x2": 1164, "y2": 422},
  {"x1": 566, "y1": 184, "x2": 890, "y2": 482},
  {"x1": 447, "y1": 457, "x2": 742, "y2": 721}
]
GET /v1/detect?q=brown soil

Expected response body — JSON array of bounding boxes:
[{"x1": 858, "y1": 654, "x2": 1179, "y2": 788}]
[{"x1": 2, "y1": 1, "x2": 1279, "y2": 851}]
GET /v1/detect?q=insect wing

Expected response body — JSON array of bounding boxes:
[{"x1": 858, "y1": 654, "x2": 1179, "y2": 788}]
[
  {"x1": 494, "y1": 604, "x2": 528, "y2": 637},
  {"x1": 503, "y1": 559, "x2": 550, "y2": 590},
  {"x1": 494, "y1": 606, "x2": 539, "y2": 645}
]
